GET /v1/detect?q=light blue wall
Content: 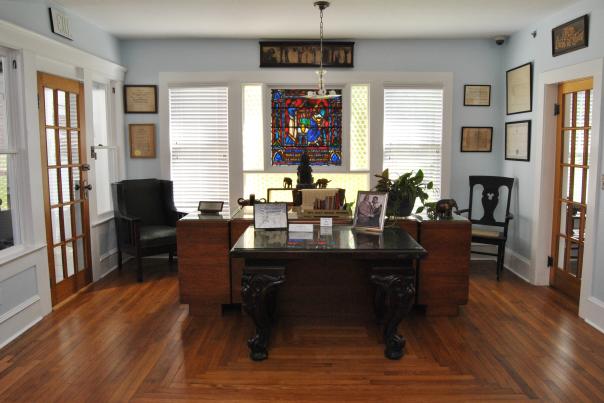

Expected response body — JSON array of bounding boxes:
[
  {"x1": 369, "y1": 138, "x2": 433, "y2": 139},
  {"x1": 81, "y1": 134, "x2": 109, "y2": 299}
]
[
  {"x1": 120, "y1": 38, "x2": 504, "y2": 206},
  {"x1": 501, "y1": 0, "x2": 604, "y2": 297},
  {"x1": 0, "y1": 0, "x2": 121, "y2": 63}
]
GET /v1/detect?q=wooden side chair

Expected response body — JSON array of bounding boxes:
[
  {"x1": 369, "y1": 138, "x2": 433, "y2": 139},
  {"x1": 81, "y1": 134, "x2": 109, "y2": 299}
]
[
  {"x1": 457, "y1": 176, "x2": 514, "y2": 280},
  {"x1": 112, "y1": 179, "x2": 186, "y2": 282}
]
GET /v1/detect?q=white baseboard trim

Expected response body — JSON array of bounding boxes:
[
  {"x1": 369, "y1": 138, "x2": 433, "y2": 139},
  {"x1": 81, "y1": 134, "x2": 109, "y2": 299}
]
[
  {"x1": 582, "y1": 296, "x2": 604, "y2": 334},
  {"x1": 0, "y1": 316, "x2": 42, "y2": 350},
  {"x1": 99, "y1": 248, "x2": 118, "y2": 262},
  {"x1": 504, "y1": 248, "x2": 532, "y2": 283},
  {"x1": 0, "y1": 295, "x2": 41, "y2": 324}
]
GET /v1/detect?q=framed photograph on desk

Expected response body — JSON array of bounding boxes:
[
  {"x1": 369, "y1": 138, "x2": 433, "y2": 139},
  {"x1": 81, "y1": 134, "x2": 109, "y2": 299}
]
[
  {"x1": 254, "y1": 203, "x2": 288, "y2": 230},
  {"x1": 353, "y1": 191, "x2": 388, "y2": 232}
]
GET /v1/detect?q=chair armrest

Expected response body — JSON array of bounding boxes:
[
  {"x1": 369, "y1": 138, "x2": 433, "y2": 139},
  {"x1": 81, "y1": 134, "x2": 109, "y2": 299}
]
[
  {"x1": 118, "y1": 214, "x2": 141, "y2": 223},
  {"x1": 115, "y1": 215, "x2": 141, "y2": 246},
  {"x1": 456, "y1": 208, "x2": 469, "y2": 215},
  {"x1": 506, "y1": 213, "x2": 514, "y2": 220},
  {"x1": 176, "y1": 211, "x2": 187, "y2": 219}
]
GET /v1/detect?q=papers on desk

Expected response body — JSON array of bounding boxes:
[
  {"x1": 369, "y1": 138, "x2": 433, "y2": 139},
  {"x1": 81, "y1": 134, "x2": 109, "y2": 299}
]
[
  {"x1": 289, "y1": 223, "x2": 313, "y2": 232},
  {"x1": 288, "y1": 231, "x2": 314, "y2": 240}
]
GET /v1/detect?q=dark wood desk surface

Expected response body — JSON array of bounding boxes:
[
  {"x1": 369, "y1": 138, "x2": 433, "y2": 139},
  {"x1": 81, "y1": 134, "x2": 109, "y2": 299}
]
[{"x1": 230, "y1": 225, "x2": 426, "y2": 260}]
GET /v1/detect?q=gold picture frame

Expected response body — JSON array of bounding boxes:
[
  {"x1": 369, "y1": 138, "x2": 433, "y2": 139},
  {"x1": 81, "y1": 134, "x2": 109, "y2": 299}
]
[
  {"x1": 129, "y1": 124, "x2": 156, "y2": 158},
  {"x1": 124, "y1": 85, "x2": 158, "y2": 114}
]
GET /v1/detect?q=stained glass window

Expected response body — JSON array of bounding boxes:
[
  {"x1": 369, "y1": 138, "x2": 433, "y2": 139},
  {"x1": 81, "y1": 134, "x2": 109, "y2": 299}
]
[{"x1": 271, "y1": 89, "x2": 342, "y2": 166}]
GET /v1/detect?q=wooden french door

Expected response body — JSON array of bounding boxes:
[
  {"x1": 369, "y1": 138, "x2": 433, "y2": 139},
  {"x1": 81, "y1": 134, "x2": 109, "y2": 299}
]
[
  {"x1": 550, "y1": 78, "x2": 593, "y2": 301},
  {"x1": 38, "y1": 73, "x2": 93, "y2": 305}
]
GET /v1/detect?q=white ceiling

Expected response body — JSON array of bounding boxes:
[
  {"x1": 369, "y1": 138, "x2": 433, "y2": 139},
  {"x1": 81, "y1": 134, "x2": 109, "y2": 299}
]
[{"x1": 55, "y1": 0, "x2": 579, "y2": 39}]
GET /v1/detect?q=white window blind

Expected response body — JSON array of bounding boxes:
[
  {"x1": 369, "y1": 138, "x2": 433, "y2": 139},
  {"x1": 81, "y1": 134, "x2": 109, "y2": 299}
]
[
  {"x1": 169, "y1": 87, "x2": 229, "y2": 213},
  {"x1": 92, "y1": 82, "x2": 113, "y2": 216},
  {"x1": 383, "y1": 87, "x2": 443, "y2": 201}
]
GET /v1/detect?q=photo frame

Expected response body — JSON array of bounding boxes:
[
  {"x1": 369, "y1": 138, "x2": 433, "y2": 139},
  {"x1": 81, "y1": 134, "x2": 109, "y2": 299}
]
[
  {"x1": 461, "y1": 127, "x2": 493, "y2": 152},
  {"x1": 254, "y1": 203, "x2": 289, "y2": 230},
  {"x1": 124, "y1": 85, "x2": 158, "y2": 114},
  {"x1": 353, "y1": 191, "x2": 388, "y2": 232},
  {"x1": 260, "y1": 41, "x2": 354, "y2": 68},
  {"x1": 197, "y1": 201, "x2": 224, "y2": 214},
  {"x1": 506, "y1": 62, "x2": 533, "y2": 115},
  {"x1": 464, "y1": 85, "x2": 491, "y2": 106},
  {"x1": 505, "y1": 120, "x2": 531, "y2": 161},
  {"x1": 129, "y1": 124, "x2": 156, "y2": 158},
  {"x1": 552, "y1": 15, "x2": 589, "y2": 57}
]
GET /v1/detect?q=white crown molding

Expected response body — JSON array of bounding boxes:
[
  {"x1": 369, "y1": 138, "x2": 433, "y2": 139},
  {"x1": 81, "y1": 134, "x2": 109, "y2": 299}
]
[{"x1": 0, "y1": 19, "x2": 126, "y2": 80}]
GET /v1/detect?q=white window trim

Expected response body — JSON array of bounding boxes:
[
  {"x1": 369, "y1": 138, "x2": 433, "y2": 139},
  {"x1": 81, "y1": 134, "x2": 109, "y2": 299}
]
[{"x1": 158, "y1": 71, "x2": 453, "y2": 211}]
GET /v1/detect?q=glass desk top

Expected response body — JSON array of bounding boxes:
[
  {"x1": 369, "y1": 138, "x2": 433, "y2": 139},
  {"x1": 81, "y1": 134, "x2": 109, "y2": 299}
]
[{"x1": 230, "y1": 225, "x2": 426, "y2": 257}]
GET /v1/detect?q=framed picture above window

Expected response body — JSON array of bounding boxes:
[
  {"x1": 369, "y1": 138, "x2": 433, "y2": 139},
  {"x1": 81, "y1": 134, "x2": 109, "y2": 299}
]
[
  {"x1": 464, "y1": 85, "x2": 491, "y2": 106},
  {"x1": 505, "y1": 120, "x2": 531, "y2": 161},
  {"x1": 506, "y1": 62, "x2": 533, "y2": 115},
  {"x1": 124, "y1": 85, "x2": 158, "y2": 114},
  {"x1": 260, "y1": 41, "x2": 354, "y2": 68},
  {"x1": 461, "y1": 127, "x2": 493, "y2": 152}
]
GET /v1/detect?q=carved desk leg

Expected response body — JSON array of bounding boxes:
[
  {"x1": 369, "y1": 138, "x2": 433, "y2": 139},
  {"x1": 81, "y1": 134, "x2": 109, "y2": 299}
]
[
  {"x1": 241, "y1": 266, "x2": 286, "y2": 361},
  {"x1": 370, "y1": 266, "x2": 415, "y2": 360}
]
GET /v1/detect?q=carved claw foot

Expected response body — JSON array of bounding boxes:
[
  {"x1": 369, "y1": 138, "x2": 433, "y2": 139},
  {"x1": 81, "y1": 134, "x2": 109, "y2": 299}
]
[
  {"x1": 241, "y1": 266, "x2": 285, "y2": 361},
  {"x1": 370, "y1": 266, "x2": 415, "y2": 360}
]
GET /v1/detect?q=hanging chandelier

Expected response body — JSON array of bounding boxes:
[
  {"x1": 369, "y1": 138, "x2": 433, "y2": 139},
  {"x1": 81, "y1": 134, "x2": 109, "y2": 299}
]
[{"x1": 306, "y1": 1, "x2": 340, "y2": 99}]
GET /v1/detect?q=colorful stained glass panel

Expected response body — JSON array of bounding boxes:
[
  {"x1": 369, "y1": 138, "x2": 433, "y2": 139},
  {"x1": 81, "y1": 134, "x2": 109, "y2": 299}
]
[{"x1": 271, "y1": 89, "x2": 342, "y2": 166}]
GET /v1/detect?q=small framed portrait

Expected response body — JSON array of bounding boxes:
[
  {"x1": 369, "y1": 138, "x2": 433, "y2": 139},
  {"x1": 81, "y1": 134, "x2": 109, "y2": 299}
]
[
  {"x1": 505, "y1": 120, "x2": 531, "y2": 161},
  {"x1": 506, "y1": 62, "x2": 533, "y2": 115},
  {"x1": 552, "y1": 15, "x2": 589, "y2": 57},
  {"x1": 197, "y1": 201, "x2": 224, "y2": 214},
  {"x1": 464, "y1": 85, "x2": 491, "y2": 106},
  {"x1": 129, "y1": 124, "x2": 156, "y2": 158},
  {"x1": 353, "y1": 191, "x2": 388, "y2": 232},
  {"x1": 124, "y1": 85, "x2": 158, "y2": 114},
  {"x1": 461, "y1": 127, "x2": 493, "y2": 152},
  {"x1": 254, "y1": 203, "x2": 288, "y2": 230}
]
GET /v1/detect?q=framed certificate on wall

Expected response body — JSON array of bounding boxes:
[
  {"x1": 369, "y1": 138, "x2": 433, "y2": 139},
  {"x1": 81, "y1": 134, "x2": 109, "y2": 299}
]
[
  {"x1": 506, "y1": 63, "x2": 533, "y2": 115},
  {"x1": 129, "y1": 124, "x2": 156, "y2": 158},
  {"x1": 505, "y1": 120, "x2": 531, "y2": 161},
  {"x1": 124, "y1": 85, "x2": 158, "y2": 113},
  {"x1": 464, "y1": 85, "x2": 491, "y2": 106}
]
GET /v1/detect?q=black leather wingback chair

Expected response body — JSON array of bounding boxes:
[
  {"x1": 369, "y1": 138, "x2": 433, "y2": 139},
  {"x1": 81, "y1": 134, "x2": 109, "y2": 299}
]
[
  {"x1": 112, "y1": 179, "x2": 186, "y2": 282},
  {"x1": 458, "y1": 176, "x2": 514, "y2": 281}
]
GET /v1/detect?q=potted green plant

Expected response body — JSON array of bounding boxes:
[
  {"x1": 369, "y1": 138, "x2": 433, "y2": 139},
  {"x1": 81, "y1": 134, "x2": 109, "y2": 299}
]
[{"x1": 374, "y1": 169, "x2": 434, "y2": 217}]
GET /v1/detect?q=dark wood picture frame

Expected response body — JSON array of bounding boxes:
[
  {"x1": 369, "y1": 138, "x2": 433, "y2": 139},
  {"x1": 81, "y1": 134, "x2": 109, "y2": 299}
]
[
  {"x1": 506, "y1": 62, "x2": 533, "y2": 115},
  {"x1": 505, "y1": 120, "x2": 531, "y2": 162},
  {"x1": 464, "y1": 85, "x2": 491, "y2": 106},
  {"x1": 197, "y1": 201, "x2": 224, "y2": 214},
  {"x1": 129, "y1": 124, "x2": 156, "y2": 158},
  {"x1": 353, "y1": 191, "x2": 388, "y2": 233},
  {"x1": 124, "y1": 85, "x2": 158, "y2": 114},
  {"x1": 552, "y1": 15, "x2": 589, "y2": 57},
  {"x1": 460, "y1": 127, "x2": 493, "y2": 152},
  {"x1": 260, "y1": 41, "x2": 354, "y2": 68}
]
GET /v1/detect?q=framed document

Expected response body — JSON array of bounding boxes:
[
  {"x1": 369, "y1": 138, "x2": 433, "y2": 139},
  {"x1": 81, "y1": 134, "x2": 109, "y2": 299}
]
[
  {"x1": 461, "y1": 127, "x2": 493, "y2": 152},
  {"x1": 124, "y1": 85, "x2": 158, "y2": 114},
  {"x1": 129, "y1": 124, "x2": 156, "y2": 158},
  {"x1": 505, "y1": 120, "x2": 531, "y2": 161},
  {"x1": 464, "y1": 85, "x2": 491, "y2": 106},
  {"x1": 197, "y1": 201, "x2": 224, "y2": 214},
  {"x1": 506, "y1": 63, "x2": 533, "y2": 115},
  {"x1": 254, "y1": 203, "x2": 288, "y2": 230},
  {"x1": 552, "y1": 15, "x2": 589, "y2": 57},
  {"x1": 353, "y1": 191, "x2": 388, "y2": 232}
]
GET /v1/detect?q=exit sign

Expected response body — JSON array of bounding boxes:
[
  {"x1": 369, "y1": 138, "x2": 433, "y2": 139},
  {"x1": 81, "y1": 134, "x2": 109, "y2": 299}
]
[{"x1": 49, "y1": 8, "x2": 73, "y2": 40}]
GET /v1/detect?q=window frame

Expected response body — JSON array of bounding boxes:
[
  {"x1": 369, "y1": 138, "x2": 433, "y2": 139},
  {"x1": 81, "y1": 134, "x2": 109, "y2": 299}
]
[{"x1": 0, "y1": 47, "x2": 25, "y2": 258}]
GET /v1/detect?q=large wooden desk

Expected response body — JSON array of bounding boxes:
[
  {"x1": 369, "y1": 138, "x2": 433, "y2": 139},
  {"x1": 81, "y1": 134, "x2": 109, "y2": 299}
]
[
  {"x1": 231, "y1": 225, "x2": 427, "y2": 360},
  {"x1": 177, "y1": 207, "x2": 470, "y2": 316}
]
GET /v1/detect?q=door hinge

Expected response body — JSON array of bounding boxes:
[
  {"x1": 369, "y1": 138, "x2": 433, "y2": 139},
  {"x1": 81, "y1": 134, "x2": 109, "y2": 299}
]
[
  {"x1": 547, "y1": 256, "x2": 553, "y2": 267},
  {"x1": 12, "y1": 59, "x2": 17, "y2": 69},
  {"x1": 0, "y1": 60, "x2": 3, "y2": 74},
  {"x1": 37, "y1": 94, "x2": 40, "y2": 109},
  {"x1": 554, "y1": 103, "x2": 560, "y2": 116},
  {"x1": 112, "y1": 87, "x2": 115, "y2": 94}
]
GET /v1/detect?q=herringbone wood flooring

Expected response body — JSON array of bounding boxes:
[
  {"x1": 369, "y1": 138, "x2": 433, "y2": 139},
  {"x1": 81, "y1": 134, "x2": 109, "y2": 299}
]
[{"x1": 1, "y1": 260, "x2": 603, "y2": 402}]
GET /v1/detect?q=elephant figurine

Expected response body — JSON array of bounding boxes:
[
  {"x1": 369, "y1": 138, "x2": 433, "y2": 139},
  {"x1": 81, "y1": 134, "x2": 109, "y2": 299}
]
[
  {"x1": 315, "y1": 178, "x2": 331, "y2": 189},
  {"x1": 283, "y1": 177, "x2": 293, "y2": 189},
  {"x1": 435, "y1": 199, "x2": 458, "y2": 219}
]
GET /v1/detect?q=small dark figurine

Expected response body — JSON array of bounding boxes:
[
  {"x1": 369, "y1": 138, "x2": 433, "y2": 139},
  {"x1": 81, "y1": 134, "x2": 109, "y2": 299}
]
[
  {"x1": 296, "y1": 152, "x2": 314, "y2": 188},
  {"x1": 435, "y1": 199, "x2": 458, "y2": 219},
  {"x1": 315, "y1": 178, "x2": 331, "y2": 189},
  {"x1": 283, "y1": 177, "x2": 293, "y2": 189}
]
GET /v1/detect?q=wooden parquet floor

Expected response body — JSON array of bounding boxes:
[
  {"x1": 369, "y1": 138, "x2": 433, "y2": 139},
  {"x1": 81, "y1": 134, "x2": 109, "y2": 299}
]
[{"x1": 1, "y1": 260, "x2": 604, "y2": 402}]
